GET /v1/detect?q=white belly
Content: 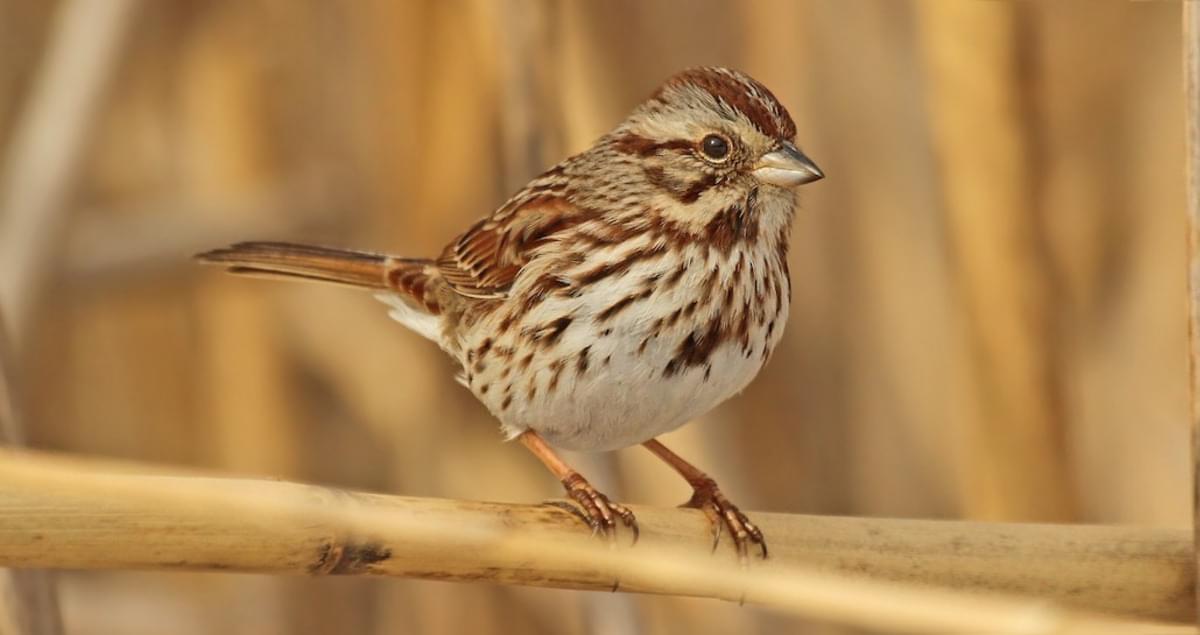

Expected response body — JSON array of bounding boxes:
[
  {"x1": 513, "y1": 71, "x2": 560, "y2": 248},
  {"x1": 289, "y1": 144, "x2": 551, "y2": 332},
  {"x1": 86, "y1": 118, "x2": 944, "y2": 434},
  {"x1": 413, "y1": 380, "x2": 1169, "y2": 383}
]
[
  {"x1": 455, "y1": 241, "x2": 790, "y2": 452},
  {"x1": 519, "y1": 329, "x2": 777, "y2": 451}
]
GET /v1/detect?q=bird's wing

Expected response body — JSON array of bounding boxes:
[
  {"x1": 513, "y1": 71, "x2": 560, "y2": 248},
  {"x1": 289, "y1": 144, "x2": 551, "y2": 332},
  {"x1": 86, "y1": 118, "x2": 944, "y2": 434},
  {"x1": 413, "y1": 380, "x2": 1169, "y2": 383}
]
[{"x1": 437, "y1": 191, "x2": 588, "y2": 299}]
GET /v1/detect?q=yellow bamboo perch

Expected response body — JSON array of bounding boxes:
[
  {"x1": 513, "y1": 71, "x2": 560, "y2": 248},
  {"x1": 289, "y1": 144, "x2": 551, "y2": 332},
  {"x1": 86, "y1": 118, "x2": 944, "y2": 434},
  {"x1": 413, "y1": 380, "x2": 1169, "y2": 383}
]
[{"x1": 0, "y1": 449, "x2": 1191, "y2": 633}]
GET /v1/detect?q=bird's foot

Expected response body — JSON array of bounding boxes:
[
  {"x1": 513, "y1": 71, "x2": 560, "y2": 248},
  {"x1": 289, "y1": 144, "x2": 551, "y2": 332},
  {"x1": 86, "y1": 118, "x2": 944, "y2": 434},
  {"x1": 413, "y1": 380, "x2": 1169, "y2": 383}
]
[
  {"x1": 554, "y1": 473, "x2": 639, "y2": 545},
  {"x1": 683, "y1": 478, "x2": 767, "y2": 564}
]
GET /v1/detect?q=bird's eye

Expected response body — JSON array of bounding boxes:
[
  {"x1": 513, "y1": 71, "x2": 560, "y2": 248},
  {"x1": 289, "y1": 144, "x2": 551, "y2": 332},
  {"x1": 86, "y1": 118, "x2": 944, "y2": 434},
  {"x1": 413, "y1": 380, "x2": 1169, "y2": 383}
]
[{"x1": 700, "y1": 134, "x2": 730, "y2": 161}]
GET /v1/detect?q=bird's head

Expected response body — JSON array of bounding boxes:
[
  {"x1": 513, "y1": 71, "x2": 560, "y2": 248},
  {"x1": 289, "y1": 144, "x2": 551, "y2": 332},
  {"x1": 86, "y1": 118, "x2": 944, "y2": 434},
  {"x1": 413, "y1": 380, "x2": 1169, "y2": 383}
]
[{"x1": 611, "y1": 67, "x2": 822, "y2": 208}]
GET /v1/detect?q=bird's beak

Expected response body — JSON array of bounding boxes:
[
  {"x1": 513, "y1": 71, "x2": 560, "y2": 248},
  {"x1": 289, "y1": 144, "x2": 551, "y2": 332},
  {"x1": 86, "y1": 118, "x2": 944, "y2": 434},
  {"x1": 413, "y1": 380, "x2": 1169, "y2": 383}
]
[{"x1": 753, "y1": 141, "x2": 824, "y2": 187}]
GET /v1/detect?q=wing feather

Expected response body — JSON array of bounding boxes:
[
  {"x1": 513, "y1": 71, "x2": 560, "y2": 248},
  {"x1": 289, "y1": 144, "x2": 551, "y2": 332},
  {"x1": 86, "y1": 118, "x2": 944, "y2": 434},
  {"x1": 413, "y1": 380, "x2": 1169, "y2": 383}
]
[{"x1": 437, "y1": 192, "x2": 588, "y2": 299}]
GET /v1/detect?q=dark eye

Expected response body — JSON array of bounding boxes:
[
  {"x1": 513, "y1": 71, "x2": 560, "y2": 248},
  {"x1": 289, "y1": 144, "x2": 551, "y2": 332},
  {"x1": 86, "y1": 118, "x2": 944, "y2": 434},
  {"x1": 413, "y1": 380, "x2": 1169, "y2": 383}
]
[{"x1": 700, "y1": 134, "x2": 730, "y2": 161}]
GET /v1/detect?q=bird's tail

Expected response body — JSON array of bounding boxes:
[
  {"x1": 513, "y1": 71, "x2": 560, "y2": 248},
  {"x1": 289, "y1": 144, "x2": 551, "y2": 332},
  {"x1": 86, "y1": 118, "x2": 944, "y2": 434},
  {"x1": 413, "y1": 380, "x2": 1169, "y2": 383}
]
[
  {"x1": 198, "y1": 241, "x2": 446, "y2": 341},
  {"x1": 197, "y1": 241, "x2": 413, "y2": 287},
  {"x1": 196, "y1": 240, "x2": 441, "y2": 308}
]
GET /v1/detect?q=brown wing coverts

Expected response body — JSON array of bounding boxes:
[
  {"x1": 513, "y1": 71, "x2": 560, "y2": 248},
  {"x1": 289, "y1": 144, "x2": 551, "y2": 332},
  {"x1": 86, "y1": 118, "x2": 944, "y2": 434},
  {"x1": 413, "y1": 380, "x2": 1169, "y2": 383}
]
[{"x1": 437, "y1": 195, "x2": 584, "y2": 299}]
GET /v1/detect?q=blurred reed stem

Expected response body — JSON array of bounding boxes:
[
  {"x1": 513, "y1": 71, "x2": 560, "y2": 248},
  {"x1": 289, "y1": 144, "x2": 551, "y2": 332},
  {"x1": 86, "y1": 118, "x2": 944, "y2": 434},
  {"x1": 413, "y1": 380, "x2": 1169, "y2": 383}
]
[
  {"x1": 0, "y1": 448, "x2": 1191, "y2": 633},
  {"x1": 1183, "y1": 1, "x2": 1200, "y2": 628},
  {"x1": 916, "y1": 1, "x2": 1074, "y2": 522},
  {"x1": 0, "y1": 0, "x2": 140, "y2": 346}
]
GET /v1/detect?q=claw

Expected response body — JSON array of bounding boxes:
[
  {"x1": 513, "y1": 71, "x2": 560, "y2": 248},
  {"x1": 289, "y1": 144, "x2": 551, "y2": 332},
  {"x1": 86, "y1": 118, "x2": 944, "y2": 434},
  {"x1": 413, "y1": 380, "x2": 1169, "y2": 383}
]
[
  {"x1": 684, "y1": 479, "x2": 767, "y2": 563},
  {"x1": 556, "y1": 473, "x2": 639, "y2": 546}
]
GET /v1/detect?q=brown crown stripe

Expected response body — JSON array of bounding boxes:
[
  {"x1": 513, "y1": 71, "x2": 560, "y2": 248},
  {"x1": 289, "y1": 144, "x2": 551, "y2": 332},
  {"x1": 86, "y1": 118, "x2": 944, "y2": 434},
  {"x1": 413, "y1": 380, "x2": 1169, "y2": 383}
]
[{"x1": 663, "y1": 68, "x2": 796, "y2": 140}]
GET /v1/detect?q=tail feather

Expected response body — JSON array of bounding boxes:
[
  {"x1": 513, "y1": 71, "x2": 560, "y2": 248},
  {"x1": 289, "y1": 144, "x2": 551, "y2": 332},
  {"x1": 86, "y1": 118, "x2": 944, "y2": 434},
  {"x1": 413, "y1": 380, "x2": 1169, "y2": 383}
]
[
  {"x1": 197, "y1": 241, "x2": 445, "y2": 322},
  {"x1": 197, "y1": 241, "x2": 399, "y2": 289}
]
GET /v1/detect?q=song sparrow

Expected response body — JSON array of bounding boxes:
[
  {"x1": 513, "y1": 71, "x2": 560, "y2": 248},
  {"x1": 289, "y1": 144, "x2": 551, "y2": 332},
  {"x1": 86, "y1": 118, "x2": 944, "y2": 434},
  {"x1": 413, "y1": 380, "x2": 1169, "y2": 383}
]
[{"x1": 198, "y1": 67, "x2": 822, "y2": 561}]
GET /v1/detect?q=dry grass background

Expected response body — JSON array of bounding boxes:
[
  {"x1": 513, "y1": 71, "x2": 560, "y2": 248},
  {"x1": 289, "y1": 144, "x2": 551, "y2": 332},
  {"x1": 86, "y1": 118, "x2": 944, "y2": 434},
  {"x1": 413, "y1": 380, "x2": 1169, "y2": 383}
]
[{"x1": 0, "y1": 1, "x2": 1189, "y2": 634}]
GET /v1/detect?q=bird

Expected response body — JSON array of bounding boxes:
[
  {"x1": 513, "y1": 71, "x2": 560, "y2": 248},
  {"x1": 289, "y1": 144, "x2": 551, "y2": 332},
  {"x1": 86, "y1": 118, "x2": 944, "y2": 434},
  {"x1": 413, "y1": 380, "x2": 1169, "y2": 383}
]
[{"x1": 197, "y1": 67, "x2": 823, "y2": 561}]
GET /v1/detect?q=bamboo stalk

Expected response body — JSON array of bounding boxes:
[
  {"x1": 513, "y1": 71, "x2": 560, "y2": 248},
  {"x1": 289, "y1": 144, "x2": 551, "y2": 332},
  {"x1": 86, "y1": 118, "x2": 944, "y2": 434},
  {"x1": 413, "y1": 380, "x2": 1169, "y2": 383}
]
[
  {"x1": 0, "y1": 449, "x2": 1190, "y2": 633},
  {"x1": 1184, "y1": 0, "x2": 1200, "y2": 629}
]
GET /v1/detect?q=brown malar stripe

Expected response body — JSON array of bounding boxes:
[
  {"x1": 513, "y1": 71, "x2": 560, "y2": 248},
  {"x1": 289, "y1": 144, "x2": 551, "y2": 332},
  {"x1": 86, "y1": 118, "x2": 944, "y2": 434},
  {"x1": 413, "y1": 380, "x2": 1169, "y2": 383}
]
[
  {"x1": 704, "y1": 202, "x2": 759, "y2": 254},
  {"x1": 679, "y1": 173, "x2": 718, "y2": 204},
  {"x1": 643, "y1": 166, "x2": 718, "y2": 205}
]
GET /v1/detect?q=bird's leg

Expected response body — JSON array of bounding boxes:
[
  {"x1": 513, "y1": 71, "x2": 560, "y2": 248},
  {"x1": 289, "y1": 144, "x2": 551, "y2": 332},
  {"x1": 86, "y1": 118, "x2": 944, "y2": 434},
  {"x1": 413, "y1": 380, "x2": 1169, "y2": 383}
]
[
  {"x1": 518, "y1": 431, "x2": 638, "y2": 543},
  {"x1": 642, "y1": 438, "x2": 766, "y2": 563}
]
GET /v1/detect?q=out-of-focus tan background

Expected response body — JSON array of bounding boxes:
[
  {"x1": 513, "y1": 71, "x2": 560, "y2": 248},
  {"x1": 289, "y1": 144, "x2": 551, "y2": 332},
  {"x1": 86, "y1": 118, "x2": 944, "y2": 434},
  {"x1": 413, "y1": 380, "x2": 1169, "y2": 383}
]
[{"x1": 0, "y1": 1, "x2": 1188, "y2": 633}]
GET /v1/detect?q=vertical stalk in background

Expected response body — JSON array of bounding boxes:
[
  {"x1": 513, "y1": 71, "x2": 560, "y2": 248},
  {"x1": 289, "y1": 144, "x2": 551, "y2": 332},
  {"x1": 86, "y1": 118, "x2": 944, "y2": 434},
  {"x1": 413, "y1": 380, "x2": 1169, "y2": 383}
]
[
  {"x1": 916, "y1": 2, "x2": 1075, "y2": 520},
  {"x1": 0, "y1": 0, "x2": 140, "y2": 347},
  {"x1": 0, "y1": 317, "x2": 62, "y2": 634},
  {"x1": 1183, "y1": 0, "x2": 1200, "y2": 626},
  {"x1": 480, "y1": 0, "x2": 561, "y2": 192},
  {"x1": 178, "y1": 7, "x2": 299, "y2": 479}
]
